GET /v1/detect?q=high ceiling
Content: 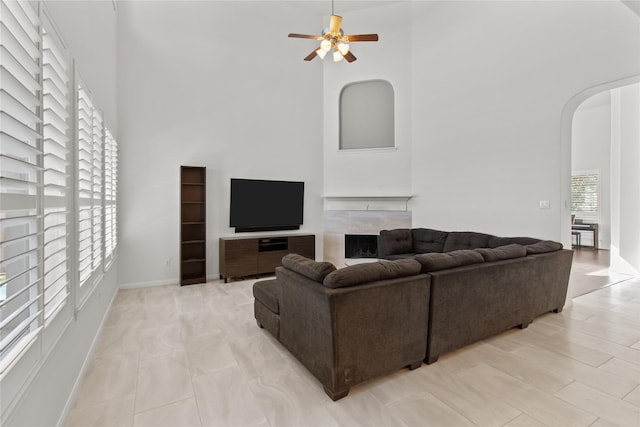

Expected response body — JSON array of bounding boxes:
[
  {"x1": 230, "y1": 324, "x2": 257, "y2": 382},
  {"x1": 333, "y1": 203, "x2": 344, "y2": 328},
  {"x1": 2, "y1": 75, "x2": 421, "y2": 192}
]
[{"x1": 284, "y1": 0, "x2": 404, "y2": 16}]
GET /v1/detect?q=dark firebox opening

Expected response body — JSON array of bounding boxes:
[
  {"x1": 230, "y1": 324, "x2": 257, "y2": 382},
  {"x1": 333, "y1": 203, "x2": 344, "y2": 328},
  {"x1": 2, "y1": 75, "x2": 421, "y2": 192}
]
[{"x1": 345, "y1": 234, "x2": 378, "y2": 258}]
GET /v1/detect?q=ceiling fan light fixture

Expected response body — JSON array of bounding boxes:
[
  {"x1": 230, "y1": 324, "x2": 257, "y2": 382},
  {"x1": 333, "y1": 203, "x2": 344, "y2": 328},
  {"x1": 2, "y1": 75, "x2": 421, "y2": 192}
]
[
  {"x1": 337, "y1": 42, "x2": 349, "y2": 55},
  {"x1": 333, "y1": 50, "x2": 344, "y2": 62},
  {"x1": 320, "y1": 39, "x2": 332, "y2": 52},
  {"x1": 316, "y1": 48, "x2": 327, "y2": 59}
]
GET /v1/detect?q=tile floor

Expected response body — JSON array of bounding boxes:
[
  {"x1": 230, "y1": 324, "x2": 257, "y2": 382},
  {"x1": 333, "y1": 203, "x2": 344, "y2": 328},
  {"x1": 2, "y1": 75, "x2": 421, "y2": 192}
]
[{"x1": 65, "y1": 259, "x2": 640, "y2": 427}]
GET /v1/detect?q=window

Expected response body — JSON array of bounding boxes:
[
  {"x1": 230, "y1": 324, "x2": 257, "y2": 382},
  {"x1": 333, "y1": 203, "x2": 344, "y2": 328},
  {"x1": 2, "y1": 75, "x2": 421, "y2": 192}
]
[
  {"x1": 339, "y1": 80, "x2": 394, "y2": 150},
  {"x1": 0, "y1": 0, "x2": 43, "y2": 374},
  {"x1": 0, "y1": 0, "x2": 118, "y2": 406},
  {"x1": 571, "y1": 172, "x2": 599, "y2": 223},
  {"x1": 104, "y1": 129, "x2": 117, "y2": 264}
]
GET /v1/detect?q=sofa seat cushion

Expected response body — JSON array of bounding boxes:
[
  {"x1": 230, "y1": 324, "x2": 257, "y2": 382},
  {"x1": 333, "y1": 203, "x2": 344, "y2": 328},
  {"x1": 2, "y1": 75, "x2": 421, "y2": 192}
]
[
  {"x1": 415, "y1": 249, "x2": 484, "y2": 272},
  {"x1": 379, "y1": 229, "x2": 413, "y2": 255},
  {"x1": 525, "y1": 240, "x2": 563, "y2": 254},
  {"x1": 323, "y1": 259, "x2": 421, "y2": 289},
  {"x1": 443, "y1": 232, "x2": 492, "y2": 252},
  {"x1": 475, "y1": 244, "x2": 527, "y2": 262},
  {"x1": 282, "y1": 254, "x2": 336, "y2": 282},
  {"x1": 253, "y1": 279, "x2": 281, "y2": 314},
  {"x1": 412, "y1": 228, "x2": 449, "y2": 253}
]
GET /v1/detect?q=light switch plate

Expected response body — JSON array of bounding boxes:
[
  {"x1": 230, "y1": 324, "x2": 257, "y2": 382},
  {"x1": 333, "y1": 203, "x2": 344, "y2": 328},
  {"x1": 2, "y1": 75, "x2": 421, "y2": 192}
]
[{"x1": 539, "y1": 200, "x2": 550, "y2": 209}]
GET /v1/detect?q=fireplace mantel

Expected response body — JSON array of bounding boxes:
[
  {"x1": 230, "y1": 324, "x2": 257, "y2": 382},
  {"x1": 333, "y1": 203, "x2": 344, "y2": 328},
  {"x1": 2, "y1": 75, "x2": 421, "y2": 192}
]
[{"x1": 322, "y1": 195, "x2": 413, "y2": 211}]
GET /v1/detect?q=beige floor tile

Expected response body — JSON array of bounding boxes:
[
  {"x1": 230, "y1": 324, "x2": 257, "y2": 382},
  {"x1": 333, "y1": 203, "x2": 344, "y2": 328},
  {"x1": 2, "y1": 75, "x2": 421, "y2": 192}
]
[
  {"x1": 503, "y1": 413, "x2": 548, "y2": 427},
  {"x1": 104, "y1": 304, "x2": 145, "y2": 329},
  {"x1": 135, "y1": 350, "x2": 194, "y2": 413},
  {"x1": 386, "y1": 392, "x2": 475, "y2": 426},
  {"x1": 555, "y1": 381, "x2": 640, "y2": 426},
  {"x1": 142, "y1": 303, "x2": 180, "y2": 328},
  {"x1": 183, "y1": 332, "x2": 238, "y2": 376},
  {"x1": 73, "y1": 352, "x2": 138, "y2": 408},
  {"x1": 228, "y1": 333, "x2": 288, "y2": 379},
  {"x1": 193, "y1": 366, "x2": 267, "y2": 427},
  {"x1": 65, "y1": 396, "x2": 135, "y2": 427},
  {"x1": 133, "y1": 397, "x2": 201, "y2": 427},
  {"x1": 623, "y1": 385, "x2": 640, "y2": 407},
  {"x1": 508, "y1": 341, "x2": 638, "y2": 398},
  {"x1": 326, "y1": 386, "x2": 407, "y2": 427},
  {"x1": 598, "y1": 357, "x2": 640, "y2": 379},
  {"x1": 248, "y1": 370, "x2": 341, "y2": 427},
  {"x1": 411, "y1": 363, "x2": 523, "y2": 426},
  {"x1": 458, "y1": 363, "x2": 597, "y2": 426},
  {"x1": 139, "y1": 323, "x2": 184, "y2": 360},
  {"x1": 516, "y1": 327, "x2": 613, "y2": 367},
  {"x1": 359, "y1": 367, "x2": 427, "y2": 406},
  {"x1": 93, "y1": 324, "x2": 141, "y2": 357},
  {"x1": 179, "y1": 310, "x2": 225, "y2": 338}
]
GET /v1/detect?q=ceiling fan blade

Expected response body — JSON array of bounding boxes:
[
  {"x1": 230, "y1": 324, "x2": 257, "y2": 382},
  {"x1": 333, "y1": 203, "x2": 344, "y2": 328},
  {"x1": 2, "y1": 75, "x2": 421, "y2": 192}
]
[
  {"x1": 344, "y1": 34, "x2": 379, "y2": 42},
  {"x1": 288, "y1": 33, "x2": 323, "y2": 40},
  {"x1": 329, "y1": 15, "x2": 342, "y2": 34},
  {"x1": 304, "y1": 49, "x2": 318, "y2": 61},
  {"x1": 343, "y1": 51, "x2": 357, "y2": 63}
]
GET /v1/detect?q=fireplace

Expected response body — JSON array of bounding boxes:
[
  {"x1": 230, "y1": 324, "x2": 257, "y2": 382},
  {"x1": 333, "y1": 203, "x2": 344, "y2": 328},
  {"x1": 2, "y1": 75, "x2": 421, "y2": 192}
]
[{"x1": 345, "y1": 234, "x2": 378, "y2": 259}]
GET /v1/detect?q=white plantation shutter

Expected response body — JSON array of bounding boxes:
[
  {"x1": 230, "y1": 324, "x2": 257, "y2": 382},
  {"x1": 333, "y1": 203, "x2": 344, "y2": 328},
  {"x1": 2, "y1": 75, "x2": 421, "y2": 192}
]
[
  {"x1": 104, "y1": 128, "x2": 117, "y2": 263},
  {"x1": 91, "y1": 110, "x2": 103, "y2": 271},
  {"x1": 0, "y1": 0, "x2": 43, "y2": 373},
  {"x1": 41, "y1": 13, "x2": 70, "y2": 330},
  {"x1": 76, "y1": 82, "x2": 93, "y2": 291}
]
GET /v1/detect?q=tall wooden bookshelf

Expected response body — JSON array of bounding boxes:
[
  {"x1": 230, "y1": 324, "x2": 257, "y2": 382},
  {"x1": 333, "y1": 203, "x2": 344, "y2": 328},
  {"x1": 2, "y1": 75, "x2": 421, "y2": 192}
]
[{"x1": 180, "y1": 166, "x2": 206, "y2": 285}]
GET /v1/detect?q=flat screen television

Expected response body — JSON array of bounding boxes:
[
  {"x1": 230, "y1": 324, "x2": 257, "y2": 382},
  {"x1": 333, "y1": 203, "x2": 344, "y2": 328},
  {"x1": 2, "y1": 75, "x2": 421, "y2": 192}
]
[{"x1": 230, "y1": 178, "x2": 304, "y2": 232}]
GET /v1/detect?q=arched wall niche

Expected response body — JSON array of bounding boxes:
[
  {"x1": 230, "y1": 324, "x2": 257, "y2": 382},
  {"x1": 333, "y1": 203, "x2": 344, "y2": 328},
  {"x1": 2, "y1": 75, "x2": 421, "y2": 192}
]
[{"x1": 339, "y1": 79, "x2": 395, "y2": 150}]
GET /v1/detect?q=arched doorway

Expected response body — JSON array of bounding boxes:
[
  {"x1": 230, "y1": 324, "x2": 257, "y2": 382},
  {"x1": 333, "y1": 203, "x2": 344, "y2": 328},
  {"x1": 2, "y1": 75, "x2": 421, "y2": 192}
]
[{"x1": 561, "y1": 77, "x2": 640, "y2": 297}]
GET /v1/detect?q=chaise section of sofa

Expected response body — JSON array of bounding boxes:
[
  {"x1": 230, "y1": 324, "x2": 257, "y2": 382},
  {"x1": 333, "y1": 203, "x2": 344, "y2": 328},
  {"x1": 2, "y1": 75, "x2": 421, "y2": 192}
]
[{"x1": 276, "y1": 255, "x2": 431, "y2": 400}]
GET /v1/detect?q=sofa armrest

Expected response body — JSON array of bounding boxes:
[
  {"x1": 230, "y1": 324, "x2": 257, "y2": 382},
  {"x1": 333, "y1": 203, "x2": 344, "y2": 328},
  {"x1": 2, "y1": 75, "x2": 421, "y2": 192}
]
[{"x1": 277, "y1": 266, "x2": 430, "y2": 398}]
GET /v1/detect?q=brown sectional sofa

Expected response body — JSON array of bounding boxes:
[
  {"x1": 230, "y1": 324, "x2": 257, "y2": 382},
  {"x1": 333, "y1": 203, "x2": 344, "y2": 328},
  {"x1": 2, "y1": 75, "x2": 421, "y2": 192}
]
[
  {"x1": 253, "y1": 228, "x2": 572, "y2": 399},
  {"x1": 254, "y1": 254, "x2": 430, "y2": 400},
  {"x1": 378, "y1": 228, "x2": 573, "y2": 363}
]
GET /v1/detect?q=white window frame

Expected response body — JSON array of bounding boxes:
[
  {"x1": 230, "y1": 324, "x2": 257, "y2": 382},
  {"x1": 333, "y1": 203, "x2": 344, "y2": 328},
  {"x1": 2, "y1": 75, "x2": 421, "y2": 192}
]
[{"x1": 0, "y1": 1, "x2": 118, "y2": 420}]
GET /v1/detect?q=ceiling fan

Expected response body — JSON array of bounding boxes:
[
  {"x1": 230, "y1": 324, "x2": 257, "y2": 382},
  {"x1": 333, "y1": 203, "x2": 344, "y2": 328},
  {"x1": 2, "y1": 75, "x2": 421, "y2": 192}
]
[{"x1": 288, "y1": 1, "x2": 379, "y2": 63}]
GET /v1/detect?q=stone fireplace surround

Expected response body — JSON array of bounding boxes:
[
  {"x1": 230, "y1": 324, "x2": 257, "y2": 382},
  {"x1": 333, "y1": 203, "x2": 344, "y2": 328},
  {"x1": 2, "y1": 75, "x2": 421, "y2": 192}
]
[{"x1": 323, "y1": 196, "x2": 412, "y2": 266}]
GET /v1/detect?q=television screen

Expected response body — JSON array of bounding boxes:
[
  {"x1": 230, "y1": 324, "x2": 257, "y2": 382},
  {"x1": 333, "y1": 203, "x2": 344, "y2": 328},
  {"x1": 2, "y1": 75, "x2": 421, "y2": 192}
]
[{"x1": 230, "y1": 178, "x2": 304, "y2": 232}]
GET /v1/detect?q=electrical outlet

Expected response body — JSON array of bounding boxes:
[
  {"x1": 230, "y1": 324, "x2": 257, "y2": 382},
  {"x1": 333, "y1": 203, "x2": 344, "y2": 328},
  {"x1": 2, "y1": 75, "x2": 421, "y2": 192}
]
[{"x1": 539, "y1": 200, "x2": 550, "y2": 209}]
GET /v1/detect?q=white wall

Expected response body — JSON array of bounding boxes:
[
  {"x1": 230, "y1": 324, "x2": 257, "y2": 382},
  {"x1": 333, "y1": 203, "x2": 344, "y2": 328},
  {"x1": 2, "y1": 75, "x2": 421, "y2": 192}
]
[
  {"x1": 6, "y1": 3, "x2": 119, "y2": 425},
  {"x1": 323, "y1": 2, "x2": 413, "y2": 198},
  {"x1": 572, "y1": 92, "x2": 611, "y2": 249},
  {"x1": 611, "y1": 83, "x2": 640, "y2": 274},
  {"x1": 410, "y1": 1, "x2": 640, "y2": 240},
  {"x1": 117, "y1": 1, "x2": 324, "y2": 287}
]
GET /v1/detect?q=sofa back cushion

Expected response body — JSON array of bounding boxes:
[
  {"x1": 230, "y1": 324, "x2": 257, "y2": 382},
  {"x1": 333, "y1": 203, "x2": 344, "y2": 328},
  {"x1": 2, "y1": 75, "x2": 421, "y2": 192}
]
[
  {"x1": 412, "y1": 228, "x2": 448, "y2": 253},
  {"x1": 488, "y1": 236, "x2": 541, "y2": 248},
  {"x1": 378, "y1": 229, "x2": 414, "y2": 257},
  {"x1": 415, "y1": 250, "x2": 484, "y2": 272},
  {"x1": 525, "y1": 240, "x2": 563, "y2": 255},
  {"x1": 323, "y1": 259, "x2": 421, "y2": 289},
  {"x1": 282, "y1": 254, "x2": 337, "y2": 282},
  {"x1": 475, "y1": 244, "x2": 527, "y2": 262},
  {"x1": 443, "y1": 232, "x2": 492, "y2": 252}
]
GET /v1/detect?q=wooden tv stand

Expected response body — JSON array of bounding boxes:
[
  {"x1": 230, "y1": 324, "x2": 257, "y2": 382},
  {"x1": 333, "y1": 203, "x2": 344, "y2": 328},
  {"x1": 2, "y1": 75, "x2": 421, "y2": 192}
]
[{"x1": 219, "y1": 234, "x2": 315, "y2": 282}]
